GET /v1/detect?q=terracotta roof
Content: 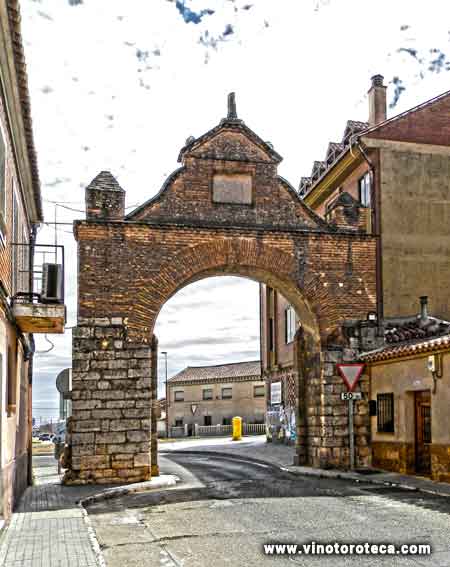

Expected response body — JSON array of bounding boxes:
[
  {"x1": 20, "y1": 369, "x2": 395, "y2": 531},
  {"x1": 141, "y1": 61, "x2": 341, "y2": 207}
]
[
  {"x1": 342, "y1": 120, "x2": 370, "y2": 144},
  {"x1": 300, "y1": 120, "x2": 369, "y2": 197},
  {"x1": 325, "y1": 142, "x2": 345, "y2": 165},
  {"x1": 169, "y1": 360, "x2": 261, "y2": 384},
  {"x1": 361, "y1": 317, "x2": 450, "y2": 362},
  {"x1": 6, "y1": 1, "x2": 42, "y2": 220},
  {"x1": 87, "y1": 171, "x2": 124, "y2": 192}
]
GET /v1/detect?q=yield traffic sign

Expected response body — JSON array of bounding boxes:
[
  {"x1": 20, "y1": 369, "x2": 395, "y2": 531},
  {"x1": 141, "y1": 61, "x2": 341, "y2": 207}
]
[{"x1": 336, "y1": 363, "x2": 365, "y2": 392}]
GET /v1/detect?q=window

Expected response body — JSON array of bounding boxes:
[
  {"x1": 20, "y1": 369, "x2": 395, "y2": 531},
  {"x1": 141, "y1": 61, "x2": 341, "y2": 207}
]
[
  {"x1": 174, "y1": 390, "x2": 184, "y2": 402},
  {"x1": 222, "y1": 417, "x2": 232, "y2": 425},
  {"x1": 174, "y1": 418, "x2": 183, "y2": 427},
  {"x1": 377, "y1": 393, "x2": 394, "y2": 433},
  {"x1": 221, "y1": 387, "x2": 232, "y2": 399},
  {"x1": 202, "y1": 388, "x2": 213, "y2": 400},
  {"x1": 269, "y1": 318, "x2": 274, "y2": 352},
  {"x1": 285, "y1": 305, "x2": 296, "y2": 343},
  {"x1": 204, "y1": 415, "x2": 212, "y2": 426},
  {"x1": 254, "y1": 385, "x2": 265, "y2": 398},
  {"x1": 12, "y1": 190, "x2": 19, "y2": 295},
  {"x1": 358, "y1": 172, "x2": 371, "y2": 207},
  {"x1": 6, "y1": 344, "x2": 16, "y2": 413}
]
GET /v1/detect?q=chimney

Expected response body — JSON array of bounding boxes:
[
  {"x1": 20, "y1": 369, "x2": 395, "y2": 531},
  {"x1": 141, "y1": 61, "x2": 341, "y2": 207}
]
[
  {"x1": 420, "y1": 296, "x2": 429, "y2": 322},
  {"x1": 368, "y1": 74, "x2": 387, "y2": 126}
]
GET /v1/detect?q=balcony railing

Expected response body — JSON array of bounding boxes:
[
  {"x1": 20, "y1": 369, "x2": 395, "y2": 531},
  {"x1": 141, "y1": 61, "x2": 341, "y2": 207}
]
[{"x1": 11, "y1": 243, "x2": 66, "y2": 334}]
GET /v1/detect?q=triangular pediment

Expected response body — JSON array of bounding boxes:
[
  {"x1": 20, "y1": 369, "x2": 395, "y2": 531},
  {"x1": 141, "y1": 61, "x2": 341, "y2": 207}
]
[{"x1": 178, "y1": 119, "x2": 282, "y2": 164}]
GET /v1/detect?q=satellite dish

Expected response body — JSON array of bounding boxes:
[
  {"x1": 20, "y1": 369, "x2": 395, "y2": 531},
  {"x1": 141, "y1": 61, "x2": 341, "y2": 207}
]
[{"x1": 56, "y1": 368, "x2": 71, "y2": 394}]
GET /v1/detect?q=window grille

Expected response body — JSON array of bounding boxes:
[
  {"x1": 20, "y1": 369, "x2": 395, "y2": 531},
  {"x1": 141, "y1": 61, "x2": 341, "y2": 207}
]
[{"x1": 377, "y1": 393, "x2": 394, "y2": 432}]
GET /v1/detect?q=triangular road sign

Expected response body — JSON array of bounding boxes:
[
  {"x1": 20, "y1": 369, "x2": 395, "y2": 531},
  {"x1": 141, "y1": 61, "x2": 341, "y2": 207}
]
[
  {"x1": 191, "y1": 404, "x2": 197, "y2": 415},
  {"x1": 336, "y1": 364, "x2": 365, "y2": 392}
]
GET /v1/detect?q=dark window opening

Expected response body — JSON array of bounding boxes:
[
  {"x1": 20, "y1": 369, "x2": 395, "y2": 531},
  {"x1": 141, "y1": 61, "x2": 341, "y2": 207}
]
[
  {"x1": 377, "y1": 393, "x2": 394, "y2": 433},
  {"x1": 254, "y1": 385, "x2": 265, "y2": 398},
  {"x1": 204, "y1": 415, "x2": 212, "y2": 426},
  {"x1": 222, "y1": 417, "x2": 232, "y2": 425},
  {"x1": 222, "y1": 387, "x2": 232, "y2": 399},
  {"x1": 358, "y1": 172, "x2": 371, "y2": 207},
  {"x1": 202, "y1": 388, "x2": 213, "y2": 400},
  {"x1": 174, "y1": 418, "x2": 183, "y2": 427},
  {"x1": 174, "y1": 390, "x2": 184, "y2": 402},
  {"x1": 269, "y1": 318, "x2": 274, "y2": 352}
]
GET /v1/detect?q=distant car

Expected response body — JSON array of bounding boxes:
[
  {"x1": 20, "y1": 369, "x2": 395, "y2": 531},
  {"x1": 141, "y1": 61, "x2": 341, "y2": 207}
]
[{"x1": 39, "y1": 433, "x2": 51, "y2": 441}]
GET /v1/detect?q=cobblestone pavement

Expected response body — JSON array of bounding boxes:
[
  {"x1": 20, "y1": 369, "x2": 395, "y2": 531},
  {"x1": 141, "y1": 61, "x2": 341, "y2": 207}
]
[{"x1": 0, "y1": 455, "x2": 103, "y2": 567}]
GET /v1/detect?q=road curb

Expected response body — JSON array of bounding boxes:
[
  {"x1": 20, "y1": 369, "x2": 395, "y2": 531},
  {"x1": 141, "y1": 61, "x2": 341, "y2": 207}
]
[
  {"x1": 163, "y1": 448, "x2": 450, "y2": 498},
  {"x1": 79, "y1": 474, "x2": 180, "y2": 507}
]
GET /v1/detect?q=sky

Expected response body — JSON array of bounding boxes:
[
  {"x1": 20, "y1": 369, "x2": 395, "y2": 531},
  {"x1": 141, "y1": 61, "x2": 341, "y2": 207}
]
[{"x1": 20, "y1": 0, "x2": 450, "y2": 422}]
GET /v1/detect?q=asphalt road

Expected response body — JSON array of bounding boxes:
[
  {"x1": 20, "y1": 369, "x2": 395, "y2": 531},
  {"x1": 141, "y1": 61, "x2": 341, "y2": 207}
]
[{"x1": 86, "y1": 451, "x2": 450, "y2": 567}]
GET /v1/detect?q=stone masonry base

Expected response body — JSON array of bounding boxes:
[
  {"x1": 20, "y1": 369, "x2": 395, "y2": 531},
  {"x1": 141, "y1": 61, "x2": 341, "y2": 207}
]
[{"x1": 65, "y1": 318, "x2": 152, "y2": 485}]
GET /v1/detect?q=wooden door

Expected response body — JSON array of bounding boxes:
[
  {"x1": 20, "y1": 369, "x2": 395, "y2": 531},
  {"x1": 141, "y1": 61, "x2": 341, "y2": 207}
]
[{"x1": 415, "y1": 391, "x2": 431, "y2": 475}]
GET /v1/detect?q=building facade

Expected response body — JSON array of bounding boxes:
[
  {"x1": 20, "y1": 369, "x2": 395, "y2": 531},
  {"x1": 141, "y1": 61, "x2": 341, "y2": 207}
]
[
  {"x1": 360, "y1": 297, "x2": 450, "y2": 481},
  {"x1": 167, "y1": 361, "x2": 266, "y2": 435},
  {"x1": 0, "y1": 1, "x2": 65, "y2": 520},
  {"x1": 262, "y1": 75, "x2": 450, "y2": 455},
  {"x1": 0, "y1": 0, "x2": 41, "y2": 521}
]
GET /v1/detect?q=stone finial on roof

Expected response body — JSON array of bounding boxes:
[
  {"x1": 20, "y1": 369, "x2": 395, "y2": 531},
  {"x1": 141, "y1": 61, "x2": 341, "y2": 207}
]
[
  {"x1": 227, "y1": 92, "x2": 238, "y2": 120},
  {"x1": 85, "y1": 170, "x2": 125, "y2": 220}
]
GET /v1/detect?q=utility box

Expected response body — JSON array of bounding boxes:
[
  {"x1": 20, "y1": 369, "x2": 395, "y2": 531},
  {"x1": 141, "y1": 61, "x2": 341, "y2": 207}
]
[{"x1": 232, "y1": 416, "x2": 242, "y2": 441}]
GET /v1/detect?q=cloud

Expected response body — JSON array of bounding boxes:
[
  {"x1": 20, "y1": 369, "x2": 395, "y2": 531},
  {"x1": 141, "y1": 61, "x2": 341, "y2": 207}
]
[
  {"x1": 160, "y1": 335, "x2": 245, "y2": 349},
  {"x1": 173, "y1": 1, "x2": 215, "y2": 24}
]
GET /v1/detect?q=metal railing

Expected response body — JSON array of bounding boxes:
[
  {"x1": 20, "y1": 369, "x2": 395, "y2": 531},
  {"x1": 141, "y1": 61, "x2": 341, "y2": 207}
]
[
  {"x1": 11, "y1": 243, "x2": 65, "y2": 305},
  {"x1": 168, "y1": 422, "x2": 266, "y2": 438}
]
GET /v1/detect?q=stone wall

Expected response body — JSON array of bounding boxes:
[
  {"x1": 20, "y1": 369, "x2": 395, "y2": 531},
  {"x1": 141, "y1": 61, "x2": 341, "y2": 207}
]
[
  {"x1": 65, "y1": 317, "x2": 152, "y2": 485},
  {"x1": 295, "y1": 337, "x2": 370, "y2": 469}
]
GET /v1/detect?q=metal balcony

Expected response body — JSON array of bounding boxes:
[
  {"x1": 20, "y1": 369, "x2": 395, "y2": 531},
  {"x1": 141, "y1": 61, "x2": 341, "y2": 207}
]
[{"x1": 11, "y1": 244, "x2": 66, "y2": 334}]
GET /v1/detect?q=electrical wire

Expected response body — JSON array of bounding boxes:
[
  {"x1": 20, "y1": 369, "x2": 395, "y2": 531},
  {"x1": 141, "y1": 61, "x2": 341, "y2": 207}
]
[{"x1": 35, "y1": 334, "x2": 55, "y2": 354}]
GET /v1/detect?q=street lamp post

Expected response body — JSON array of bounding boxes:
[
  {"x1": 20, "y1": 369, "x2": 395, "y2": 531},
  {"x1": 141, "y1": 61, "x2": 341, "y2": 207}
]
[{"x1": 161, "y1": 351, "x2": 168, "y2": 438}]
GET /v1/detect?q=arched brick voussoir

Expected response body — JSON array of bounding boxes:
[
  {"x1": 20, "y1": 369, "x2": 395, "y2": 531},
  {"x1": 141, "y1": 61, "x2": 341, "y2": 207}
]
[{"x1": 131, "y1": 237, "x2": 319, "y2": 338}]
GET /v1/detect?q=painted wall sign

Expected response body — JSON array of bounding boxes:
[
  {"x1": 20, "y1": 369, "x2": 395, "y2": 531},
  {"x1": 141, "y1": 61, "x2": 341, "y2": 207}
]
[{"x1": 270, "y1": 381, "x2": 282, "y2": 404}]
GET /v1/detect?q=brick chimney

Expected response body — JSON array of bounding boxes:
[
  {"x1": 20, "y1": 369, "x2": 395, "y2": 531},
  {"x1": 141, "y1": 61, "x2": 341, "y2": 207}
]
[{"x1": 368, "y1": 74, "x2": 387, "y2": 126}]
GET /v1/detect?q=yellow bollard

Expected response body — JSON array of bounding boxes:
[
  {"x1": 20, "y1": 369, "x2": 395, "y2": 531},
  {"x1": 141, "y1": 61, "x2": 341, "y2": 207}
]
[{"x1": 232, "y1": 416, "x2": 242, "y2": 441}]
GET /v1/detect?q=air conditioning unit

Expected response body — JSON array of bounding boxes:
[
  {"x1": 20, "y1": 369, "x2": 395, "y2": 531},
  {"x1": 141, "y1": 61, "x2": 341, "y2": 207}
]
[{"x1": 41, "y1": 263, "x2": 63, "y2": 304}]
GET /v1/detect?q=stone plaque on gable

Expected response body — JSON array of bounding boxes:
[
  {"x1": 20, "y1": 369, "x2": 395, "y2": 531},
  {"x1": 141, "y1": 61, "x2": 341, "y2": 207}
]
[{"x1": 212, "y1": 173, "x2": 252, "y2": 205}]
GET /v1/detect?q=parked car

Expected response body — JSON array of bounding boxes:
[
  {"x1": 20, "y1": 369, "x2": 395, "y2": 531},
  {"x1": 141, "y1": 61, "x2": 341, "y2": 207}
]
[{"x1": 39, "y1": 433, "x2": 51, "y2": 441}]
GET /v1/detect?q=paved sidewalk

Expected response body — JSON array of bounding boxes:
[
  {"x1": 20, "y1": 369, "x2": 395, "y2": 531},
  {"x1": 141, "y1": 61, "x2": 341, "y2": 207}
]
[
  {"x1": 0, "y1": 455, "x2": 103, "y2": 567},
  {"x1": 161, "y1": 435, "x2": 450, "y2": 498},
  {"x1": 0, "y1": 455, "x2": 178, "y2": 567}
]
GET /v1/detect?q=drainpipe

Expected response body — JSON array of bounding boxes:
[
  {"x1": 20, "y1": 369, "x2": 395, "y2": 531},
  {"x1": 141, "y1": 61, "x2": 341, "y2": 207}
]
[
  {"x1": 27, "y1": 224, "x2": 37, "y2": 486},
  {"x1": 355, "y1": 139, "x2": 384, "y2": 332}
]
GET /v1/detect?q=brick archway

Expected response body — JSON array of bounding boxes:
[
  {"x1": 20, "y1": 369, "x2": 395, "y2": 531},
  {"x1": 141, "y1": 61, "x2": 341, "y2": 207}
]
[
  {"x1": 134, "y1": 238, "x2": 319, "y2": 338},
  {"x1": 67, "y1": 98, "x2": 377, "y2": 484}
]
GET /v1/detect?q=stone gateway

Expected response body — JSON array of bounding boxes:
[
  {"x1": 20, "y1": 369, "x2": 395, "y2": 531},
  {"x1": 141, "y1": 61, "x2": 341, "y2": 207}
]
[{"x1": 67, "y1": 96, "x2": 377, "y2": 484}]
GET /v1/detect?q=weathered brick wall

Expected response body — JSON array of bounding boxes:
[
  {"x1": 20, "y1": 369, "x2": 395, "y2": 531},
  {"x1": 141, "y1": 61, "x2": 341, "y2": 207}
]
[{"x1": 70, "y1": 112, "x2": 377, "y2": 482}]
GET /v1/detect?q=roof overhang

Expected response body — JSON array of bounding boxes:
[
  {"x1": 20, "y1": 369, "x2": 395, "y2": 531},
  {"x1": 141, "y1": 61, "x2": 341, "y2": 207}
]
[
  {"x1": 0, "y1": 2, "x2": 42, "y2": 223},
  {"x1": 303, "y1": 146, "x2": 363, "y2": 209}
]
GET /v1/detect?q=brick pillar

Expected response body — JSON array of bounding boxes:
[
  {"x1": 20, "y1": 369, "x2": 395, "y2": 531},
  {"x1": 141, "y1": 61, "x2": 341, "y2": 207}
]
[
  {"x1": 150, "y1": 335, "x2": 159, "y2": 476},
  {"x1": 64, "y1": 317, "x2": 152, "y2": 485}
]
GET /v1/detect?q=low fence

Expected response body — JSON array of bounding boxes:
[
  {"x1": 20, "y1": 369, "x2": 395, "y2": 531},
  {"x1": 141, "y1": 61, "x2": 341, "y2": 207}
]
[{"x1": 168, "y1": 422, "x2": 265, "y2": 438}]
